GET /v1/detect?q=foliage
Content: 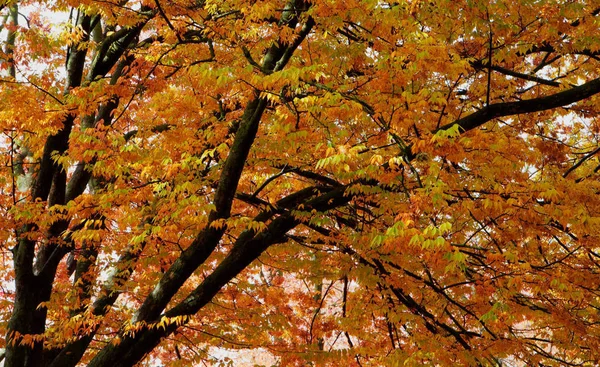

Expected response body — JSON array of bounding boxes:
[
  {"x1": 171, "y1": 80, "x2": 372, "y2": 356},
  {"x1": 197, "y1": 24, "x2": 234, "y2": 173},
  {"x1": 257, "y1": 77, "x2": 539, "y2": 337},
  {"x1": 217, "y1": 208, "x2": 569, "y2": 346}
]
[{"x1": 1, "y1": 0, "x2": 600, "y2": 366}]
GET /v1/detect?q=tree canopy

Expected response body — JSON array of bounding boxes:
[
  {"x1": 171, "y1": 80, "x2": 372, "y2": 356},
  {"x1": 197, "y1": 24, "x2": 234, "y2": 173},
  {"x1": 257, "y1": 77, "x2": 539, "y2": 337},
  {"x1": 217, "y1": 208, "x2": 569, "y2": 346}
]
[{"x1": 1, "y1": 0, "x2": 600, "y2": 366}]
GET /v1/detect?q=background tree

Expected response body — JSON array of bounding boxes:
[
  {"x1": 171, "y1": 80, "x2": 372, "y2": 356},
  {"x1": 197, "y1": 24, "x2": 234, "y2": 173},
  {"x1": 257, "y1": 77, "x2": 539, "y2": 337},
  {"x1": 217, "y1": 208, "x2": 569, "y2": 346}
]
[{"x1": 1, "y1": 0, "x2": 600, "y2": 366}]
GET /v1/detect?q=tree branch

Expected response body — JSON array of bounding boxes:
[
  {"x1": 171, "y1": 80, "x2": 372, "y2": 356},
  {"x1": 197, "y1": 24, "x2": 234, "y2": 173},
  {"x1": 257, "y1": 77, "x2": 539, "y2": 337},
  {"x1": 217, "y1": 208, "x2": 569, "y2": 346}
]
[{"x1": 436, "y1": 77, "x2": 600, "y2": 135}]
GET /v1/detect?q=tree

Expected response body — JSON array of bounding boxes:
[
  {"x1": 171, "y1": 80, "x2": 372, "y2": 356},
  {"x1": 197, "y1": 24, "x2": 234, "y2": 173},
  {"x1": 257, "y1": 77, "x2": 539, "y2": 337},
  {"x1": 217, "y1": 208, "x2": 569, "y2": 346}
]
[{"x1": 1, "y1": 0, "x2": 600, "y2": 365}]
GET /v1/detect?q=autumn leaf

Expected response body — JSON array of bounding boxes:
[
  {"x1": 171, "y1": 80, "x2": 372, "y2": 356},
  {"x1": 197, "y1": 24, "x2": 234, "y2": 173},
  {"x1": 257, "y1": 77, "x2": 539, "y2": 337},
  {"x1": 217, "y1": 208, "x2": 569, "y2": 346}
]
[{"x1": 2, "y1": 1, "x2": 600, "y2": 366}]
